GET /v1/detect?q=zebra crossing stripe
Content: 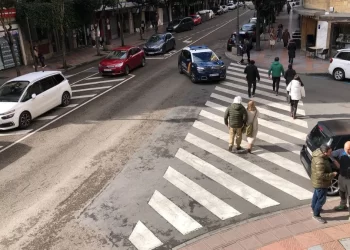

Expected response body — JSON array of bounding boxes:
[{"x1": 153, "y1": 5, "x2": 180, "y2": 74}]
[
  {"x1": 176, "y1": 148, "x2": 280, "y2": 209},
  {"x1": 199, "y1": 109, "x2": 306, "y2": 141},
  {"x1": 128, "y1": 221, "x2": 163, "y2": 250},
  {"x1": 230, "y1": 62, "x2": 269, "y2": 73},
  {"x1": 228, "y1": 66, "x2": 286, "y2": 81},
  {"x1": 164, "y1": 167, "x2": 241, "y2": 220},
  {"x1": 185, "y1": 133, "x2": 313, "y2": 200},
  {"x1": 148, "y1": 190, "x2": 202, "y2": 235},
  {"x1": 214, "y1": 87, "x2": 306, "y2": 116},
  {"x1": 193, "y1": 121, "x2": 310, "y2": 179},
  {"x1": 207, "y1": 95, "x2": 308, "y2": 128}
]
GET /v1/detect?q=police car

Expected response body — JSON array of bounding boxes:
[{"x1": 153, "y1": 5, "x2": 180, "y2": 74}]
[{"x1": 178, "y1": 45, "x2": 226, "y2": 83}]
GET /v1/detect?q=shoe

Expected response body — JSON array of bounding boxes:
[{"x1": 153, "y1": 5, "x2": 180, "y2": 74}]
[
  {"x1": 228, "y1": 146, "x2": 233, "y2": 152},
  {"x1": 276, "y1": 93, "x2": 278, "y2": 96},
  {"x1": 313, "y1": 215, "x2": 326, "y2": 224},
  {"x1": 236, "y1": 146, "x2": 242, "y2": 150},
  {"x1": 247, "y1": 149, "x2": 252, "y2": 153},
  {"x1": 43, "y1": 65, "x2": 47, "y2": 68},
  {"x1": 334, "y1": 205, "x2": 348, "y2": 211},
  {"x1": 249, "y1": 95, "x2": 251, "y2": 98}
]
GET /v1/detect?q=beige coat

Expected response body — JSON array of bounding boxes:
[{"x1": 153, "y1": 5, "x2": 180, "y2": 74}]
[{"x1": 246, "y1": 109, "x2": 259, "y2": 144}]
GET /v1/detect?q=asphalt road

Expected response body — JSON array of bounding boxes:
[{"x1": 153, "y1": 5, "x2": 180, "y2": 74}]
[{"x1": 1, "y1": 5, "x2": 350, "y2": 250}]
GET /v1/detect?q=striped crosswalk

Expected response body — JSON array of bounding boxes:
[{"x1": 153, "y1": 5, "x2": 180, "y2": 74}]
[{"x1": 128, "y1": 63, "x2": 311, "y2": 250}]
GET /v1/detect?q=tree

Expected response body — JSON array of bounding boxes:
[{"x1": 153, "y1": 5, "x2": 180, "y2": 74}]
[
  {"x1": 114, "y1": 0, "x2": 128, "y2": 46},
  {"x1": 0, "y1": 0, "x2": 21, "y2": 76}
]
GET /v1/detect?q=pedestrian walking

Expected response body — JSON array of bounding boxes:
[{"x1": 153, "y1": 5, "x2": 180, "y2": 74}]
[
  {"x1": 240, "y1": 38, "x2": 252, "y2": 64},
  {"x1": 286, "y1": 75, "x2": 305, "y2": 119},
  {"x1": 141, "y1": 20, "x2": 145, "y2": 34},
  {"x1": 224, "y1": 96, "x2": 248, "y2": 152},
  {"x1": 287, "y1": 39, "x2": 297, "y2": 64},
  {"x1": 245, "y1": 100, "x2": 259, "y2": 154},
  {"x1": 287, "y1": 2, "x2": 291, "y2": 14},
  {"x1": 277, "y1": 26, "x2": 282, "y2": 42},
  {"x1": 284, "y1": 64, "x2": 296, "y2": 86},
  {"x1": 244, "y1": 60, "x2": 260, "y2": 98},
  {"x1": 268, "y1": 57, "x2": 285, "y2": 96},
  {"x1": 269, "y1": 31, "x2": 276, "y2": 49},
  {"x1": 311, "y1": 144, "x2": 337, "y2": 224},
  {"x1": 282, "y1": 29, "x2": 291, "y2": 48},
  {"x1": 33, "y1": 46, "x2": 46, "y2": 68},
  {"x1": 33, "y1": 46, "x2": 40, "y2": 68},
  {"x1": 331, "y1": 141, "x2": 350, "y2": 215}
]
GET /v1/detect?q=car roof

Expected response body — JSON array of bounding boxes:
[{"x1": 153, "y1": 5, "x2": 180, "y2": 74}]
[
  {"x1": 6, "y1": 71, "x2": 62, "y2": 83},
  {"x1": 113, "y1": 45, "x2": 134, "y2": 50},
  {"x1": 185, "y1": 45, "x2": 211, "y2": 53},
  {"x1": 336, "y1": 49, "x2": 350, "y2": 53},
  {"x1": 318, "y1": 119, "x2": 350, "y2": 137}
]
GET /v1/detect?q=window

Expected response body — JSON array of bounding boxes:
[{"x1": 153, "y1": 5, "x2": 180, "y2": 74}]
[
  {"x1": 106, "y1": 50, "x2": 128, "y2": 59},
  {"x1": 336, "y1": 136, "x2": 350, "y2": 149},
  {"x1": 309, "y1": 125, "x2": 332, "y2": 148},
  {"x1": 21, "y1": 82, "x2": 42, "y2": 102},
  {"x1": 336, "y1": 52, "x2": 350, "y2": 61},
  {"x1": 166, "y1": 34, "x2": 171, "y2": 40},
  {"x1": 0, "y1": 81, "x2": 29, "y2": 102},
  {"x1": 40, "y1": 76, "x2": 56, "y2": 92},
  {"x1": 53, "y1": 74, "x2": 65, "y2": 85},
  {"x1": 182, "y1": 50, "x2": 191, "y2": 60},
  {"x1": 192, "y1": 51, "x2": 219, "y2": 63},
  {"x1": 134, "y1": 47, "x2": 141, "y2": 54},
  {"x1": 147, "y1": 34, "x2": 165, "y2": 43}
]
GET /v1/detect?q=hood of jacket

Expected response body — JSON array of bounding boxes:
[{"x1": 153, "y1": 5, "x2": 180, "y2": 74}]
[
  {"x1": 312, "y1": 148, "x2": 324, "y2": 158},
  {"x1": 272, "y1": 61, "x2": 280, "y2": 66},
  {"x1": 232, "y1": 103, "x2": 244, "y2": 111}
]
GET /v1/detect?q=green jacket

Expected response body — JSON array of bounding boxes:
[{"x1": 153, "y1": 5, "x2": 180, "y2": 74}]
[
  {"x1": 268, "y1": 61, "x2": 285, "y2": 77},
  {"x1": 311, "y1": 148, "x2": 334, "y2": 189},
  {"x1": 224, "y1": 104, "x2": 247, "y2": 128}
]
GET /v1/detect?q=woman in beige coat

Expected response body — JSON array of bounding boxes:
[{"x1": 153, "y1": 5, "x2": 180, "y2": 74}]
[{"x1": 246, "y1": 101, "x2": 259, "y2": 153}]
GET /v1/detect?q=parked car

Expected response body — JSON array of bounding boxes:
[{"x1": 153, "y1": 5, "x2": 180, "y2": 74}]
[
  {"x1": 197, "y1": 10, "x2": 214, "y2": 19},
  {"x1": 227, "y1": 3, "x2": 236, "y2": 10},
  {"x1": 240, "y1": 23, "x2": 262, "y2": 42},
  {"x1": 249, "y1": 17, "x2": 257, "y2": 23},
  {"x1": 99, "y1": 46, "x2": 146, "y2": 75},
  {"x1": 143, "y1": 33, "x2": 175, "y2": 55},
  {"x1": 178, "y1": 45, "x2": 226, "y2": 83},
  {"x1": 0, "y1": 71, "x2": 72, "y2": 130},
  {"x1": 190, "y1": 14, "x2": 202, "y2": 25},
  {"x1": 300, "y1": 119, "x2": 350, "y2": 196},
  {"x1": 212, "y1": 6, "x2": 223, "y2": 15},
  {"x1": 167, "y1": 17, "x2": 194, "y2": 32},
  {"x1": 221, "y1": 5, "x2": 229, "y2": 12},
  {"x1": 227, "y1": 32, "x2": 250, "y2": 51},
  {"x1": 328, "y1": 49, "x2": 350, "y2": 81}
]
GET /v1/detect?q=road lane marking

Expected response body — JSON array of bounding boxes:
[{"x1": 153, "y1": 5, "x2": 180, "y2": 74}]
[
  {"x1": 60, "y1": 104, "x2": 79, "y2": 108},
  {"x1": 148, "y1": 190, "x2": 202, "y2": 235},
  {"x1": 72, "y1": 78, "x2": 126, "y2": 87},
  {"x1": 0, "y1": 75, "x2": 135, "y2": 154},
  {"x1": 36, "y1": 115, "x2": 58, "y2": 121},
  {"x1": 128, "y1": 221, "x2": 163, "y2": 250},
  {"x1": 0, "y1": 129, "x2": 33, "y2": 136},
  {"x1": 176, "y1": 148, "x2": 280, "y2": 209},
  {"x1": 71, "y1": 94, "x2": 96, "y2": 99},
  {"x1": 72, "y1": 86, "x2": 111, "y2": 92},
  {"x1": 70, "y1": 72, "x2": 99, "y2": 86},
  {"x1": 86, "y1": 76, "x2": 104, "y2": 80},
  {"x1": 193, "y1": 121, "x2": 309, "y2": 179},
  {"x1": 185, "y1": 133, "x2": 313, "y2": 200},
  {"x1": 64, "y1": 67, "x2": 95, "y2": 79},
  {"x1": 164, "y1": 166, "x2": 241, "y2": 220}
]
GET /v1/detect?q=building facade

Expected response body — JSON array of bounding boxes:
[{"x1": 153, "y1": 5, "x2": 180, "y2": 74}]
[{"x1": 295, "y1": 0, "x2": 350, "y2": 57}]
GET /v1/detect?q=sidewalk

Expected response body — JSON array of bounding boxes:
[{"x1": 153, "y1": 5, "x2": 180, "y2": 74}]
[
  {"x1": 175, "y1": 198, "x2": 350, "y2": 250},
  {"x1": 226, "y1": 11, "x2": 329, "y2": 74},
  {"x1": 0, "y1": 25, "x2": 166, "y2": 80}
]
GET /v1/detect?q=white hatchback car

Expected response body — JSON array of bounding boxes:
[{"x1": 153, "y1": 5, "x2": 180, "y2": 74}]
[
  {"x1": 0, "y1": 71, "x2": 72, "y2": 130},
  {"x1": 328, "y1": 49, "x2": 350, "y2": 81}
]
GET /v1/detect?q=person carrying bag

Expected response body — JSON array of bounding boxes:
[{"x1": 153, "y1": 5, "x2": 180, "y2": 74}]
[{"x1": 286, "y1": 75, "x2": 306, "y2": 119}]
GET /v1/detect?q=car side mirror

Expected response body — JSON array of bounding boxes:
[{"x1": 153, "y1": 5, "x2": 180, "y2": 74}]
[{"x1": 32, "y1": 93, "x2": 36, "y2": 99}]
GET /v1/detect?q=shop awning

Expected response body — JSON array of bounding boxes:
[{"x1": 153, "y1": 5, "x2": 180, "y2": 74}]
[
  {"x1": 293, "y1": 7, "x2": 325, "y2": 17},
  {"x1": 320, "y1": 13, "x2": 350, "y2": 21}
]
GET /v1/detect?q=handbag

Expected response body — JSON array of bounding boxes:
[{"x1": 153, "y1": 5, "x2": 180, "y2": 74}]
[{"x1": 286, "y1": 91, "x2": 291, "y2": 103}]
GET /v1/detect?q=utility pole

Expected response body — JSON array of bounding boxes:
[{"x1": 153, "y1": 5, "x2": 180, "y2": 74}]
[
  {"x1": 236, "y1": 1, "x2": 240, "y2": 56},
  {"x1": 26, "y1": 16, "x2": 37, "y2": 72}
]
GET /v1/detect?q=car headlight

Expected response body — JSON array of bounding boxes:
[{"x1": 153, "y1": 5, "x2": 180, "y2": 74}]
[
  {"x1": 221, "y1": 65, "x2": 226, "y2": 69},
  {"x1": 113, "y1": 63, "x2": 123, "y2": 67},
  {"x1": 197, "y1": 67, "x2": 205, "y2": 72},
  {"x1": 0, "y1": 109, "x2": 15, "y2": 116}
]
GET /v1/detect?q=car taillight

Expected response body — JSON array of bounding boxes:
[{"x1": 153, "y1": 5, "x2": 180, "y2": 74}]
[{"x1": 330, "y1": 58, "x2": 333, "y2": 63}]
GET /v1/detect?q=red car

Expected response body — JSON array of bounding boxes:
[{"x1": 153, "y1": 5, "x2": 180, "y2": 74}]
[
  {"x1": 190, "y1": 14, "x2": 202, "y2": 25},
  {"x1": 98, "y1": 45, "x2": 146, "y2": 75}
]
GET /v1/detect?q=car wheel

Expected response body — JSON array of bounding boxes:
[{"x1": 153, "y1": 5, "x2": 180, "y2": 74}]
[
  {"x1": 141, "y1": 57, "x2": 146, "y2": 67},
  {"x1": 190, "y1": 25, "x2": 193, "y2": 30},
  {"x1": 61, "y1": 91, "x2": 71, "y2": 107},
  {"x1": 333, "y1": 68, "x2": 345, "y2": 81},
  {"x1": 327, "y1": 176, "x2": 339, "y2": 196},
  {"x1": 191, "y1": 72, "x2": 197, "y2": 83},
  {"x1": 19, "y1": 111, "x2": 32, "y2": 129},
  {"x1": 125, "y1": 65, "x2": 130, "y2": 75},
  {"x1": 178, "y1": 64, "x2": 183, "y2": 74}
]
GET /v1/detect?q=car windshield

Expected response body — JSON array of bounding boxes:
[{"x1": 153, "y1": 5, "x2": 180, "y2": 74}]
[
  {"x1": 242, "y1": 24, "x2": 254, "y2": 31},
  {"x1": 148, "y1": 35, "x2": 165, "y2": 43},
  {"x1": 192, "y1": 51, "x2": 219, "y2": 63},
  {"x1": 0, "y1": 81, "x2": 29, "y2": 102},
  {"x1": 106, "y1": 50, "x2": 128, "y2": 59},
  {"x1": 309, "y1": 125, "x2": 332, "y2": 148}
]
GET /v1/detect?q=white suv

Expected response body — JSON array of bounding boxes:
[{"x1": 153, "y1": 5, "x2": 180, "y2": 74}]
[
  {"x1": 328, "y1": 49, "x2": 350, "y2": 81},
  {"x1": 0, "y1": 71, "x2": 72, "y2": 130}
]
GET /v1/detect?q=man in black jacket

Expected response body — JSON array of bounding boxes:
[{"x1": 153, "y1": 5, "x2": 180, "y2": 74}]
[{"x1": 244, "y1": 60, "x2": 260, "y2": 98}]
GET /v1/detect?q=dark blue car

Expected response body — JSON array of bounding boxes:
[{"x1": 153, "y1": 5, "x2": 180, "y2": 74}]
[{"x1": 178, "y1": 45, "x2": 226, "y2": 83}]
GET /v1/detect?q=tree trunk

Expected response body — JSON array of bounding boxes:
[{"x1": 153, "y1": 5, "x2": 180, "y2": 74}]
[
  {"x1": 119, "y1": 8, "x2": 125, "y2": 46},
  {"x1": 60, "y1": 2, "x2": 67, "y2": 69},
  {"x1": 95, "y1": 21, "x2": 101, "y2": 56},
  {"x1": 26, "y1": 16, "x2": 37, "y2": 72},
  {"x1": 255, "y1": 8, "x2": 261, "y2": 51},
  {"x1": 101, "y1": 7, "x2": 107, "y2": 49}
]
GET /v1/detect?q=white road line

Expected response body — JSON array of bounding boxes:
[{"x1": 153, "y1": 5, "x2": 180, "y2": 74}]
[
  {"x1": 86, "y1": 76, "x2": 103, "y2": 80},
  {"x1": 70, "y1": 72, "x2": 99, "y2": 86},
  {"x1": 65, "y1": 75, "x2": 73, "y2": 78},
  {"x1": 230, "y1": 63, "x2": 269, "y2": 73},
  {"x1": 193, "y1": 121, "x2": 309, "y2": 179},
  {"x1": 60, "y1": 104, "x2": 79, "y2": 108},
  {"x1": 145, "y1": 57, "x2": 165, "y2": 60},
  {"x1": 73, "y1": 78, "x2": 126, "y2": 87},
  {"x1": 208, "y1": 95, "x2": 308, "y2": 128},
  {"x1": 185, "y1": 133, "x2": 313, "y2": 200},
  {"x1": 148, "y1": 190, "x2": 202, "y2": 235},
  {"x1": 214, "y1": 87, "x2": 306, "y2": 116},
  {"x1": 72, "y1": 86, "x2": 111, "y2": 92},
  {"x1": 128, "y1": 221, "x2": 163, "y2": 250},
  {"x1": 199, "y1": 109, "x2": 306, "y2": 141},
  {"x1": 164, "y1": 167, "x2": 241, "y2": 220},
  {"x1": 176, "y1": 148, "x2": 280, "y2": 209},
  {"x1": 228, "y1": 66, "x2": 285, "y2": 81},
  {"x1": 36, "y1": 115, "x2": 58, "y2": 121},
  {"x1": 71, "y1": 94, "x2": 96, "y2": 99},
  {"x1": 0, "y1": 146, "x2": 2, "y2": 149},
  {"x1": 0, "y1": 129, "x2": 33, "y2": 137},
  {"x1": 65, "y1": 66, "x2": 95, "y2": 79}
]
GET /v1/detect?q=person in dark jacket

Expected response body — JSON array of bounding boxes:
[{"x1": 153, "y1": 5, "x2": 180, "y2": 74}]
[
  {"x1": 244, "y1": 60, "x2": 260, "y2": 98},
  {"x1": 284, "y1": 64, "x2": 296, "y2": 86},
  {"x1": 282, "y1": 29, "x2": 290, "y2": 48},
  {"x1": 224, "y1": 96, "x2": 247, "y2": 152},
  {"x1": 287, "y1": 39, "x2": 297, "y2": 64},
  {"x1": 311, "y1": 144, "x2": 337, "y2": 224}
]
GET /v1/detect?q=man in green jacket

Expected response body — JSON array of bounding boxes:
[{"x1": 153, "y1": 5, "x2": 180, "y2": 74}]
[
  {"x1": 224, "y1": 96, "x2": 247, "y2": 152},
  {"x1": 311, "y1": 144, "x2": 337, "y2": 223},
  {"x1": 268, "y1": 57, "x2": 285, "y2": 96}
]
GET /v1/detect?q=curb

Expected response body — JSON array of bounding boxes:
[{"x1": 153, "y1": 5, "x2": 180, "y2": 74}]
[{"x1": 173, "y1": 197, "x2": 339, "y2": 250}]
